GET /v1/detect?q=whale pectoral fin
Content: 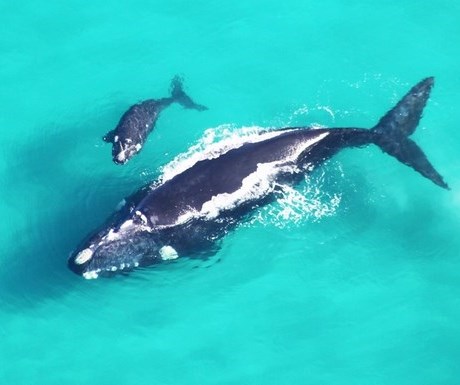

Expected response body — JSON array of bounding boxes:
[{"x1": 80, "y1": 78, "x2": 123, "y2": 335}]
[
  {"x1": 103, "y1": 130, "x2": 115, "y2": 143},
  {"x1": 159, "y1": 245, "x2": 179, "y2": 261}
]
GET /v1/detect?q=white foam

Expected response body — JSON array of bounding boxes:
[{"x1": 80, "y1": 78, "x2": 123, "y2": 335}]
[
  {"x1": 160, "y1": 125, "x2": 296, "y2": 183},
  {"x1": 200, "y1": 161, "x2": 280, "y2": 219},
  {"x1": 117, "y1": 151, "x2": 126, "y2": 163},
  {"x1": 287, "y1": 103, "x2": 335, "y2": 127},
  {"x1": 252, "y1": 168, "x2": 343, "y2": 228},
  {"x1": 135, "y1": 210, "x2": 148, "y2": 224}
]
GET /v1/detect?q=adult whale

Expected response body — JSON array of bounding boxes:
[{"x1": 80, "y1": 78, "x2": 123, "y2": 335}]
[
  {"x1": 103, "y1": 76, "x2": 207, "y2": 164},
  {"x1": 69, "y1": 77, "x2": 448, "y2": 279}
]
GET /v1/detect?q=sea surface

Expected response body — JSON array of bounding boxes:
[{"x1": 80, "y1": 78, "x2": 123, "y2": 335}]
[{"x1": 1, "y1": 1, "x2": 459, "y2": 384}]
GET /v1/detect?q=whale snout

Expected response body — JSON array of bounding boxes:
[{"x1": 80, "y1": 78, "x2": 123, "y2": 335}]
[
  {"x1": 68, "y1": 221, "x2": 160, "y2": 279},
  {"x1": 113, "y1": 154, "x2": 128, "y2": 165},
  {"x1": 112, "y1": 140, "x2": 142, "y2": 165},
  {"x1": 68, "y1": 247, "x2": 96, "y2": 278}
]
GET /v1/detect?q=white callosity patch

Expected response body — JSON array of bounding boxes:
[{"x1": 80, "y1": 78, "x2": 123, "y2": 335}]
[
  {"x1": 80, "y1": 219, "x2": 154, "y2": 279},
  {"x1": 135, "y1": 210, "x2": 148, "y2": 224},
  {"x1": 108, "y1": 219, "x2": 152, "y2": 239},
  {"x1": 83, "y1": 260, "x2": 141, "y2": 279},
  {"x1": 83, "y1": 270, "x2": 98, "y2": 279},
  {"x1": 159, "y1": 246, "x2": 179, "y2": 261},
  {"x1": 116, "y1": 151, "x2": 126, "y2": 163},
  {"x1": 115, "y1": 140, "x2": 141, "y2": 163},
  {"x1": 74, "y1": 248, "x2": 94, "y2": 265}
]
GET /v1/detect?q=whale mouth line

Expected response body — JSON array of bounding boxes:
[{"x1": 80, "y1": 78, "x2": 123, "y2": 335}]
[{"x1": 82, "y1": 260, "x2": 141, "y2": 279}]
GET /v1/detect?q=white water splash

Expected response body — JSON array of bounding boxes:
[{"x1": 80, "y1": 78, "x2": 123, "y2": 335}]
[
  {"x1": 157, "y1": 125, "x2": 344, "y2": 228},
  {"x1": 253, "y1": 180, "x2": 342, "y2": 228},
  {"x1": 247, "y1": 163, "x2": 343, "y2": 229},
  {"x1": 160, "y1": 124, "x2": 294, "y2": 183}
]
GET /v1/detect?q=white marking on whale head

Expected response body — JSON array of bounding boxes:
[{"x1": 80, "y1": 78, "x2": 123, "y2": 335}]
[
  {"x1": 116, "y1": 151, "x2": 126, "y2": 163},
  {"x1": 159, "y1": 246, "x2": 179, "y2": 261},
  {"x1": 135, "y1": 210, "x2": 148, "y2": 224},
  {"x1": 105, "y1": 229, "x2": 119, "y2": 242},
  {"x1": 114, "y1": 135, "x2": 119, "y2": 143},
  {"x1": 83, "y1": 270, "x2": 98, "y2": 279},
  {"x1": 115, "y1": 141, "x2": 142, "y2": 164},
  {"x1": 75, "y1": 248, "x2": 93, "y2": 265}
]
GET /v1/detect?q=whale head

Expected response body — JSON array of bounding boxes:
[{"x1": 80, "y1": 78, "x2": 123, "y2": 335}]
[
  {"x1": 103, "y1": 130, "x2": 143, "y2": 165},
  {"x1": 111, "y1": 136, "x2": 143, "y2": 165},
  {"x1": 68, "y1": 218, "x2": 161, "y2": 279}
]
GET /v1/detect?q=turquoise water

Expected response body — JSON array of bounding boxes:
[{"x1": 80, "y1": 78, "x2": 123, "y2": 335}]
[{"x1": 1, "y1": 1, "x2": 460, "y2": 383}]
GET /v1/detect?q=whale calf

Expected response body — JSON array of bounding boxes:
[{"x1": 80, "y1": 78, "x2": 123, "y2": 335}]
[
  {"x1": 103, "y1": 76, "x2": 207, "y2": 164},
  {"x1": 70, "y1": 77, "x2": 448, "y2": 279}
]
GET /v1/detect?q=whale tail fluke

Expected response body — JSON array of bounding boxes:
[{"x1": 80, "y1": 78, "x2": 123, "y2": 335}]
[
  {"x1": 170, "y1": 76, "x2": 208, "y2": 111},
  {"x1": 371, "y1": 77, "x2": 449, "y2": 189}
]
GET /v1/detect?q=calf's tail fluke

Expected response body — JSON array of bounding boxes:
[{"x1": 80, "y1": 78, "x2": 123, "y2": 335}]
[
  {"x1": 371, "y1": 77, "x2": 449, "y2": 189},
  {"x1": 170, "y1": 76, "x2": 208, "y2": 111}
]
